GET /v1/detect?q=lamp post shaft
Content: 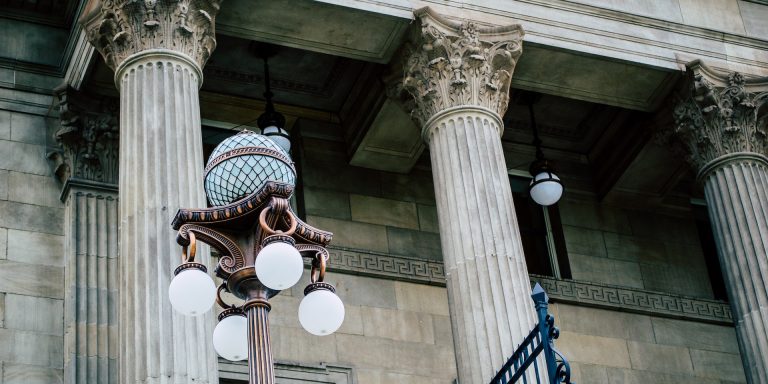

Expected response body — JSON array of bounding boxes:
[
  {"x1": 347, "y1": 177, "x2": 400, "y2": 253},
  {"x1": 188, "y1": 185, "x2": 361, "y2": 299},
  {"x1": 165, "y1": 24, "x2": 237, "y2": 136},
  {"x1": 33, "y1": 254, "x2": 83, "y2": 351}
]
[{"x1": 246, "y1": 299, "x2": 275, "y2": 384}]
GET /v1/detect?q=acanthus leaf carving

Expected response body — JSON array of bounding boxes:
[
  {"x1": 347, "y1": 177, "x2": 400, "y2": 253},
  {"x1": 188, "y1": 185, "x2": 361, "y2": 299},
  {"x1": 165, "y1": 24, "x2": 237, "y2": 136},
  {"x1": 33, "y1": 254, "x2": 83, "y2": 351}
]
[
  {"x1": 671, "y1": 61, "x2": 768, "y2": 172},
  {"x1": 82, "y1": 0, "x2": 222, "y2": 72},
  {"x1": 402, "y1": 8, "x2": 524, "y2": 128},
  {"x1": 49, "y1": 86, "x2": 120, "y2": 185}
]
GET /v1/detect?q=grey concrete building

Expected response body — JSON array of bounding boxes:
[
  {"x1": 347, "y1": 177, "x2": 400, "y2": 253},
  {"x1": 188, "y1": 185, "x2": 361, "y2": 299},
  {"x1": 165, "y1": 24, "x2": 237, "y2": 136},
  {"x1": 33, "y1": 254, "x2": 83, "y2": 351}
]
[{"x1": 0, "y1": 0, "x2": 766, "y2": 383}]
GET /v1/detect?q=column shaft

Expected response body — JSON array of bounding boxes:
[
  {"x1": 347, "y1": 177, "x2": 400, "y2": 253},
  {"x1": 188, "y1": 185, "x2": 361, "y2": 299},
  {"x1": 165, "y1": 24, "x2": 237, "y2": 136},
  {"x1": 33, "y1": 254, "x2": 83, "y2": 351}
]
[
  {"x1": 118, "y1": 51, "x2": 217, "y2": 384},
  {"x1": 703, "y1": 157, "x2": 768, "y2": 383},
  {"x1": 427, "y1": 107, "x2": 537, "y2": 384},
  {"x1": 63, "y1": 185, "x2": 119, "y2": 384}
]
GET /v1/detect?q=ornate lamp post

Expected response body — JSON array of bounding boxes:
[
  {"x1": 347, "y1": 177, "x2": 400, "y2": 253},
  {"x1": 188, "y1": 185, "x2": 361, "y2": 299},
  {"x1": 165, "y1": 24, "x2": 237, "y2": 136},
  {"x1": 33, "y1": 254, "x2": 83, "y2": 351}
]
[{"x1": 167, "y1": 130, "x2": 344, "y2": 383}]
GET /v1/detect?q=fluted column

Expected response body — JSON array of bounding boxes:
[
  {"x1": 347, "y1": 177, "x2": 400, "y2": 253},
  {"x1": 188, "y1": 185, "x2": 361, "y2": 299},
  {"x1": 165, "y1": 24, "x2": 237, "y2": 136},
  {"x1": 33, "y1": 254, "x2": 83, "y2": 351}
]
[
  {"x1": 401, "y1": 9, "x2": 534, "y2": 383},
  {"x1": 82, "y1": 1, "x2": 222, "y2": 383},
  {"x1": 51, "y1": 87, "x2": 120, "y2": 384},
  {"x1": 671, "y1": 61, "x2": 768, "y2": 384}
]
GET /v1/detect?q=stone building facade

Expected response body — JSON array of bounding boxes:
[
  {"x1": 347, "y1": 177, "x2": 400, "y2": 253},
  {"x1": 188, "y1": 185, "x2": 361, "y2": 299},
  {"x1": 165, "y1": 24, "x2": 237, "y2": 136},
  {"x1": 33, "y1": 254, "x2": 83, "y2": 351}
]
[{"x1": 0, "y1": 0, "x2": 766, "y2": 383}]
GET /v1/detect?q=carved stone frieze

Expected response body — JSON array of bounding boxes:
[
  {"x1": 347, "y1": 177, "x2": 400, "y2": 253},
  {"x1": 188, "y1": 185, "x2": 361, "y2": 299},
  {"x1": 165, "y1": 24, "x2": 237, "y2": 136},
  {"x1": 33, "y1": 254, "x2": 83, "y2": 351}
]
[
  {"x1": 48, "y1": 86, "x2": 119, "y2": 186},
  {"x1": 671, "y1": 61, "x2": 768, "y2": 173},
  {"x1": 401, "y1": 8, "x2": 524, "y2": 128},
  {"x1": 81, "y1": 0, "x2": 222, "y2": 71}
]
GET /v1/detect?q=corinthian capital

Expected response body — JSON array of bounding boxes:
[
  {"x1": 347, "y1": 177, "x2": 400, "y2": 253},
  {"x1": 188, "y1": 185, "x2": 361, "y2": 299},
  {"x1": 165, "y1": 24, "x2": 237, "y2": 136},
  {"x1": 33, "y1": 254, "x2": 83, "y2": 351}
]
[
  {"x1": 402, "y1": 7, "x2": 524, "y2": 128},
  {"x1": 81, "y1": 0, "x2": 222, "y2": 72},
  {"x1": 48, "y1": 86, "x2": 119, "y2": 186},
  {"x1": 671, "y1": 61, "x2": 768, "y2": 173}
]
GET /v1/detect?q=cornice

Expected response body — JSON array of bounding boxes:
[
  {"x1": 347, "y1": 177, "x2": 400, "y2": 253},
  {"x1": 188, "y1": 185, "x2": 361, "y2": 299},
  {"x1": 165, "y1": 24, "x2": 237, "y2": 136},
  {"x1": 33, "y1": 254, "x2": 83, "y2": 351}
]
[{"x1": 421, "y1": 0, "x2": 768, "y2": 74}]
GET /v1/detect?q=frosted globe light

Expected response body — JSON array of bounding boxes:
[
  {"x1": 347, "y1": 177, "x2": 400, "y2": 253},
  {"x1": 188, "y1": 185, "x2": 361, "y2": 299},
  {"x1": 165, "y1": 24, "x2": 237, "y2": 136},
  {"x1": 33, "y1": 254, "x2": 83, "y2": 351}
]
[
  {"x1": 168, "y1": 268, "x2": 216, "y2": 316},
  {"x1": 213, "y1": 313, "x2": 248, "y2": 361},
  {"x1": 529, "y1": 171, "x2": 563, "y2": 206},
  {"x1": 299, "y1": 285, "x2": 345, "y2": 336},
  {"x1": 262, "y1": 125, "x2": 291, "y2": 154},
  {"x1": 255, "y1": 240, "x2": 304, "y2": 290}
]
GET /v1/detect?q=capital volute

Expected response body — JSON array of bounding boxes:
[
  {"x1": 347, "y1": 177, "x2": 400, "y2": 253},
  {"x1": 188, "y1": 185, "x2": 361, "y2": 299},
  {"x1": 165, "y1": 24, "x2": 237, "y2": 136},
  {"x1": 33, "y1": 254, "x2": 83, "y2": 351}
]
[
  {"x1": 81, "y1": 0, "x2": 222, "y2": 73},
  {"x1": 671, "y1": 61, "x2": 768, "y2": 175},
  {"x1": 401, "y1": 7, "x2": 524, "y2": 129}
]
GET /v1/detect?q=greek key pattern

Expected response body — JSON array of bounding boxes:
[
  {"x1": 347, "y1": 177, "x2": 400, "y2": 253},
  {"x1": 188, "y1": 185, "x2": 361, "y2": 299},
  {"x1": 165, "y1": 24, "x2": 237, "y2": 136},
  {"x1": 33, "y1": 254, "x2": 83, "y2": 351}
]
[
  {"x1": 533, "y1": 275, "x2": 733, "y2": 324},
  {"x1": 324, "y1": 246, "x2": 446, "y2": 285},
  {"x1": 320, "y1": 247, "x2": 732, "y2": 324}
]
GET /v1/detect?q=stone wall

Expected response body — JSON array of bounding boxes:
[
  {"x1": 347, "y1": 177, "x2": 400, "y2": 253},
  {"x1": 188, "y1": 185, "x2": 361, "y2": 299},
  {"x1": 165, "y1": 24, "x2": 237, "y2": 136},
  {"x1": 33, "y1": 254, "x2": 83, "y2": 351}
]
[
  {"x1": 559, "y1": 198, "x2": 715, "y2": 298},
  {"x1": 0, "y1": 106, "x2": 66, "y2": 383},
  {"x1": 555, "y1": 303, "x2": 746, "y2": 383}
]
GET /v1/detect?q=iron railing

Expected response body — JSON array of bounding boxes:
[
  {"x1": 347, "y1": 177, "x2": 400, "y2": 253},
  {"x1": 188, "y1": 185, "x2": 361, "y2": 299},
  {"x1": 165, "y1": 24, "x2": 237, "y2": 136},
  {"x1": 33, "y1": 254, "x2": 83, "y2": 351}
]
[{"x1": 489, "y1": 283, "x2": 573, "y2": 384}]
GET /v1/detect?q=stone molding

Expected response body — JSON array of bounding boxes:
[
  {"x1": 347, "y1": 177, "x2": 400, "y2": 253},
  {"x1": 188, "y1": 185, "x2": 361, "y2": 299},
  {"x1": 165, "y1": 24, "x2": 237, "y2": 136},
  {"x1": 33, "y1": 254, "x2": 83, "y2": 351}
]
[
  {"x1": 81, "y1": 0, "x2": 222, "y2": 72},
  {"x1": 48, "y1": 86, "x2": 119, "y2": 189},
  {"x1": 323, "y1": 246, "x2": 733, "y2": 325},
  {"x1": 402, "y1": 7, "x2": 524, "y2": 129},
  {"x1": 670, "y1": 60, "x2": 768, "y2": 177}
]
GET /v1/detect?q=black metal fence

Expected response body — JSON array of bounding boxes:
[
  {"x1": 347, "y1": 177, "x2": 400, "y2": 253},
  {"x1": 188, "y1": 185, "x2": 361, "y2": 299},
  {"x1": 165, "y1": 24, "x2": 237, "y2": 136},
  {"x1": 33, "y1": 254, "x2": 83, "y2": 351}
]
[{"x1": 489, "y1": 283, "x2": 573, "y2": 384}]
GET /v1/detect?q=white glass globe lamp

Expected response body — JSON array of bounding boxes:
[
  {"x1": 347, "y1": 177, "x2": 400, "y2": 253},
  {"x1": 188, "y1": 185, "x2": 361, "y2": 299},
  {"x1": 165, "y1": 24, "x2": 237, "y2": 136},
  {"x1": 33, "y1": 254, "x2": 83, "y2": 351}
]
[
  {"x1": 299, "y1": 283, "x2": 345, "y2": 336},
  {"x1": 262, "y1": 125, "x2": 291, "y2": 154},
  {"x1": 255, "y1": 235, "x2": 304, "y2": 290},
  {"x1": 213, "y1": 310, "x2": 248, "y2": 361},
  {"x1": 168, "y1": 264, "x2": 216, "y2": 316},
  {"x1": 529, "y1": 171, "x2": 563, "y2": 207}
]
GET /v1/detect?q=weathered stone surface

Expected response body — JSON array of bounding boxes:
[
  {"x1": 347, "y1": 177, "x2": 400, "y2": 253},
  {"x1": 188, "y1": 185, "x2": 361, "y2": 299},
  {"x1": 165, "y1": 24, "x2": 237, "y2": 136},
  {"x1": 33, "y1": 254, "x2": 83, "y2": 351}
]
[
  {"x1": 651, "y1": 317, "x2": 740, "y2": 354},
  {"x1": 386, "y1": 227, "x2": 442, "y2": 261},
  {"x1": 9, "y1": 112, "x2": 48, "y2": 146},
  {"x1": 394, "y1": 281, "x2": 449, "y2": 316},
  {"x1": 272, "y1": 326, "x2": 339, "y2": 364},
  {"x1": 303, "y1": 187, "x2": 351, "y2": 220},
  {"x1": 3, "y1": 363, "x2": 63, "y2": 384},
  {"x1": 350, "y1": 194, "x2": 418, "y2": 229},
  {"x1": 0, "y1": 292, "x2": 4, "y2": 327},
  {"x1": 690, "y1": 349, "x2": 746, "y2": 381},
  {"x1": 361, "y1": 307, "x2": 435, "y2": 344},
  {"x1": 432, "y1": 315, "x2": 453, "y2": 348},
  {"x1": 557, "y1": 304, "x2": 654, "y2": 342},
  {"x1": 380, "y1": 171, "x2": 436, "y2": 205},
  {"x1": 302, "y1": 159, "x2": 381, "y2": 196},
  {"x1": 0, "y1": 201, "x2": 63, "y2": 235},
  {"x1": 331, "y1": 274, "x2": 397, "y2": 309},
  {"x1": 356, "y1": 369, "x2": 446, "y2": 384},
  {"x1": 678, "y1": 0, "x2": 745, "y2": 35},
  {"x1": 7, "y1": 172, "x2": 61, "y2": 208},
  {"x1": 307, "y1": 215, "x2": 389, "y2": 253},
  {"x1": 603, "y1": 232, "x2": 666, "y2": 263},
  {"x1": 627, "y1": 341, "x2": 693, "y2": 375},
  {"x1": 562, "y1": 225, "x2": 606, "y2": 257},
  {"x1": 0, "y1": 110, "x2": 10, "y2": 140},
  {"x1": 559, "y1": 200, "x2": 633, "y2": 234},
  {"x1": 640, "y1": 262, "x2": 713, "y2": 298},
  {"x1": 0, "y1": 170, "x2": 7, "y2": 201},
  {"x1": 0, "y1": 329, "x2": 64, "y2": 368},
  {"x1": 335, "y1": 333, "x2": 456, "y2": 378},
  {"x1": 0, "y1": 261, "x2": 63, "y2": 299},
  {"x1": 557, "y1": 331, "x2": 631, "y2": 368},
  {"x1": 417, "y1": 204, "x2": 439, "y2": 233},
  {"x1": 0, "y1": 227, "x2": 6, "y2": 260},
  {"x1": 603, "y1": 366, "x2": 722, "y2": 384},
  {"x1": 569, "y1": 253, "x2": 643, "y2": 289},
  {"x1": 4, "y1": 294, "x2": 63, "y2": 336},
  {"x1": 0, "y1": 141, "x2": 51, "y2": 176},
  {"x1": 739, "y1": 1, "x2": 768, "y2": 39},
  {"x1": 7, "y1": 229, "x2": 64, "y2": 267}
]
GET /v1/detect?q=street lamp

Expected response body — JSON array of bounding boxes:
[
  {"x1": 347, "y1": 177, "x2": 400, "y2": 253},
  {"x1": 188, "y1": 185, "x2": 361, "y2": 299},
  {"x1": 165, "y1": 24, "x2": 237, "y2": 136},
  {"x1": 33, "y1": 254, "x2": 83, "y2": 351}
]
[
  {"x1": 526, "y1": 101, "x2": 563, "y2": 206},
  {"x1": 168, "y1": 129, "x2": 344, "y2": 383}
]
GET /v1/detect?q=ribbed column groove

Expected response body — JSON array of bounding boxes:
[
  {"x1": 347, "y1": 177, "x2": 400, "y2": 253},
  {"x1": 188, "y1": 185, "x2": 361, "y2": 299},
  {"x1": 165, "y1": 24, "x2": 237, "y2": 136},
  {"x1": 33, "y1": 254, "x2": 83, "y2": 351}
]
[
  {"x1": 426, "y1": 107, "x2": 537, "y2": 384},
  {"x1": 117, "y1": 50, "x2": 217, "y2": 384},
  {"x1": 63, "y1": 186, "x2": 119, "y2": 384},
  {"x1": 247, "y1": 303, "x2": 274, "y2": 384},
  {"x1": 703, "y1": 156, "x2": 768, "y2": 383}
]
